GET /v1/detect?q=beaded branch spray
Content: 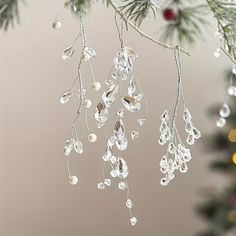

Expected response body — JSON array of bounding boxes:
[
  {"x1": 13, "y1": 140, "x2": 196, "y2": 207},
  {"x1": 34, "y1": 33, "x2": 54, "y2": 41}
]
[
  {"x1": 95, "y1": 15, "x2": 147, "y2": 226},
  {"x1": 158, "y1": 46, "x2": 201, "y2": 186},
  {"x1": 53, "y1": 3, "x2": 101, "y2": 186},
  {"x1": 216, "y1": 68, "x2": 236, "y2": 128}
]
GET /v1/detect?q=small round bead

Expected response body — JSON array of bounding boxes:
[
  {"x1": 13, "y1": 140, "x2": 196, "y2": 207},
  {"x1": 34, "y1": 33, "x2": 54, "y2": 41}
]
[
  {"x1": 92, "y1": 81, "x2": 101, "y2": 91},
  {"x1": 84, "y1": 99, "x2": 92, "y2": 109},
  {"x1": 69, "y1": 176, "x2": 78, "y2": 185},
  {"x1": 52, "y1": 20, "x2": 62, "y2": 30},
  {"x1": 88, "y1": 133, "x2": 97, "y2": 143}
]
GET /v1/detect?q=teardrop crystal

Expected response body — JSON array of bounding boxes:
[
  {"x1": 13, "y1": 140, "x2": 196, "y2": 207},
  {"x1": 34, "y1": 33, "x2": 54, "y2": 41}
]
[
  {"x1": 82, "y1": 47, "x2": 96, "y2": 61},
  {"x1": 183, "y1": 108, "x2": 192, "y2": 121},
  {"x1": 95, "y1": 101, "x2": 109, "y2": 128},
  {"x1": 116, "y1": 158, "x2": 129, "y2": 179},
  {"x1": 128, "y1": 78, "x2": 136, "y2": 97},
  {"x1": 74, "y1": 140, "x2": 83, "y2": 154},
  {"x1": 62, "y1": 46, "x2": 74, "y2": 60},
  {"x1": 116, "y1": 137, "x2": 128, "y2": 151},
  {"x1": 114, "y1": 118, "x2": 125, "y2": 141},
  {"x1": 60, "y1": 91, "x2": 72, "y2": 104},
  {"x1": 102, "y1": 85, "x2": 119, "y2": 107},
  {"x1": 122, "y1": 96, "x2": 141, "y2": 112}
]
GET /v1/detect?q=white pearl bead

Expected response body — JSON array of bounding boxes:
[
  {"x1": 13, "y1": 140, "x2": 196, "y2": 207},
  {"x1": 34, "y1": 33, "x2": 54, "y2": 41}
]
[
  {"x1": 69, "y1": 176, "x2": 78, "y2": 185},
  {"x1": 52, "y1": 21, "x2": 62, "y2": 30},
  {"x1": 92, "y1": 81, "x2": 101, "y2": 91},
  {"x1": 88, "y1": 133, "x2": 97, "y2": 143},
  {"x1": 84, "y1": 99, "x2": 92, "y2": 109}
]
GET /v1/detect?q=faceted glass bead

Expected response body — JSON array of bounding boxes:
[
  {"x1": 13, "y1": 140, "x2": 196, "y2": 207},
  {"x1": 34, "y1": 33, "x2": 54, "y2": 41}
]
[
  {"x1": 110, "y1": 156, "x2": 117, "y2": 164},
  {"x1": 128, "y1": 79, "x2": 136, "y2": 97},
  {"x1": 102, "y1": 85, "x2": 119, "y2": 107},
  {"x1": 97, "y1": 182, "x2": 105, "y2": 189},
  {"x1": 95, "y1": 101, "x2": 109, "y2": 128},
  {"x1": 105, "y1": 79, "x2": 114, "y2": 86},
  {"x1": 60, "y1": 91, "x2": 72, "y2": 104},
  {"x1": 160, "y1": 121, "x2": 168, "y2": 133},
  {"x1": 185, "y1": 121, "x2": 193, "y2": 133},
  {"x1": 180, "y1": 162, "x2": 188, "y2": 173},
  {"x1": 219, "y1": 103, "x2": 231, "y2": 118},
  {"x1": 122, "y1": 96, "x2": 141, "y2": 112},
  {"x1": 158, "y1": 135, "x2": 167, "y2": 146},
  {"x1": 192, "y1": 127, "x2": 201, "y2": 139},
  {"x1": 186, "y1": 133, "x2": 195, "y2": 145},
  {"x1": 88, "y1": 133, "x2": 97, "y2": 143},
  {"x1": 110, "y1": 169, "x2": 118, "y2": 178},
  {"x1": 74, "y1": 140, "x2": 83, "y2": 154},
  {"x1": 69, "y1": 176, "x2": 78, "y2": 185},
  {"x1": 103, "y1": 145, "x2": 112, "y2": 161},
  {"x1": 134, "y1": 93, "x2": 143, "y2": 101},
  {"x1": 126, "y1": 199, "x2": 133, "y2": 209},
  {"x1": 183, "y1": 108, "x2": 192, "y2": 121},
  {"x1": 92, "y1": 81, "x2": 101, "y2": 91},
  {"x1": 62, "y1": 46, "x2": 74, "y2": 60},
  {"x1": 160, "y1": 166, "x2": 168, "y2": 174},
  {"x1": 116, "y1": 137, "x2": 128, "y2": 151},
  {"x1": 82, "y1": 47, "x2": 96, "y2": 61},
  {"x1": 117, "y1": 108, "x2": 125, "y2": 118},
  {"x1": 118, "y1": 181, "x2": 127, "y2": 190},
  {"x1": 116, "y1": 158, "x2": 129, "y2": 179},
  {"x1": 114, "y1": 118, "x2": 125, "y2": 141},
  {"x1": 160, "y1": 156, "x2": 168, "y2": 167},
  {"x1": 104, "y1": 179, "x2": 111, "y2": 186},
  {"x1": 138, "y1": 118, "x2": 146, "y2": 126},
  {"x1": 131, "y1": 131, "x2": 139, "y2": 140},
  {"x1": 52, "y1": 20, "x2": 62, "y2": 29},
  {"x1": 160, "y1": 177, "x2": 169, "y2": 186},
  {"x1": 160, "y1": 110, "x2": 169, "y2": 122},
  {"x1": 216, "y1": 117, "x2": 226, "y2": 128},
  {"x1": 130, "y1": 217, "x2": 138, "y2": 226},
  {"x1": 64, "y1": 138, "x2": 75, "y2": 156},
  {"x1": 168, "y1": 142, "x2": 176, "y2": 154}
]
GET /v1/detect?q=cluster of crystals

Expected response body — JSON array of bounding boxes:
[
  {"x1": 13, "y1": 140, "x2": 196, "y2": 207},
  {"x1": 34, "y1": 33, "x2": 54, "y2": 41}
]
[
  {"x1": 158, "y1": 108, "x2": 201, "y2": 186},
  {"x1": 216, "y1": 68, "x2": 235, "y2": 128},
  {"x1": 95, "y1": 47, "x2": 145, "y2": 139},
  {"x1": 97, "y1": 112, "x2": 137, "y2": 226}
]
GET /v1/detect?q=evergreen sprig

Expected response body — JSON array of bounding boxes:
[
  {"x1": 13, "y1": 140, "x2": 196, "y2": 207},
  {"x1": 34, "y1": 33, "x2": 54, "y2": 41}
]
[
  {"x1": 0, "y1": 0, "x2": 20, "y2": 30},
  {"x1": 120, "y1": 0, "x2": 157, "y2": 27},
  {"x1": 207, "y1": 0, "x2": 236, "y2": 63}
]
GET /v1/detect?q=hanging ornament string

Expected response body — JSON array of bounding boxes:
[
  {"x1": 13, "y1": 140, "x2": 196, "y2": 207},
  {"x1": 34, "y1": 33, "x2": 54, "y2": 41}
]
[
  {"x1": 216, "y1": 67, "x2": 236, "y2": 128},
  {"x1": 54, "y1": 4, "x2": 101, "y2": 186},
  {"x1": 158, "y1": 45, "x2": 201, "y2": 186}
]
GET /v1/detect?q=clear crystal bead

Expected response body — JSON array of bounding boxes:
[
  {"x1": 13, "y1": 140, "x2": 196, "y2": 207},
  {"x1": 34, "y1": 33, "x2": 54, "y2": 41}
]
[
  {"x1": 105, "y1": 79, "x2": 114, "y2": 86},
  {"x1": 64, "y1": 138, "x2": 75, "y2": 156},
  {"x1": 82, "y1": 47, "x2": 96, "y2": 61},
  {"x1": 104, "y1": 179, "x2": 111, "y2": 186},
  {"x1": 110, "y1": 156, "x2": 117, "y2": 164},
  {"x1": 92, "y1": 81, "x2": 101, "y2": 91},
  {"x1": 228, "y1": 86, "x2": 236, "y2": 96},
  {"x1": 74, "y1": 140, "x2": 83, "y2": 154},
  {"x1": 216, "y1": 117, "x2": 226, "y2": 128},
  {"x1": 84, "y1": 99, "x2": 92, "y2": 109},
  {"x1": 168, "y1": 142, "x2": 176, "y2": 154},
  {"x1": 122, "y1": 96, "x2": 141, "y2": 112},
  {"x1": 131, "y1": 131, "x2": 139, "y2": 140},
  {"x1": 60, "y1": 91, "x2": 72, "y2": 104},
  {"x1": 158, "y1": 135, "x2": 167, "y2": 145},
  {"x1": 130, "y1": 217, "x2": 138, "y2": 226},
  {"x1": 160, "y1": 156, "x2": 168, "y2": 167},
  {"x1": 186, "y1": 133, "x2": 195, "y2": 145},
  {"x1": 219, "y1": 103, "x2": 231, "y2": 118},
  {"x1": 88, "y1": 133, "x2": 97, "y2": 143},
  {"x1": 180, "y1": 162, "x2": 188, "y2": 173},
  {"x1": 160, "y1": 121, "x2": 168, "y2": 133},
  {"x1": 160, "y1": 166, "x2": 168, "y2": 174},
  {"x1": 138, "y1": 118, "x2": 146, "y2": 126},
  {"x1": 192, "y1": 127, "x2": 201, "y2": 139},
  {"x1": 134, "y1": 93, "x2": 143, "y2": 101},
  {"x1": 62, "y1": 46, "x2": 74, "y2": 60},
  {"x1": 117, "y1": 108, "x2": 125, "y2": 118},
  {"x1": 116, "y1": 137, "x2": 128, "y2": 151},
  {"x1": 185, "y1": 121, "x2": 193, "y2": 133},
  {"x1": 114, "y1": 118, "x2": 125, "y2": 141},
  {"x1": 95, "y1": 101, "x2": 109, "y2": 128},
  {"x1": 118, "y1": 181, "x2": 127, "y2": 190},
  {"x1": 183, "y1": 108, "x2": 192, "y2": 121},
  {"x1": 116, "y1": 158, "x2": 129, "y2": 179},
  {"x1": 52, "y1": 20, "x2": 62, "y2": 29},
  {"x1": 97, "y1": 182, "x2": 105, "y2": 189},
  {"x1": 160, "y1": 177, "x2": 169, "y2": 186},
  {"x1": 126, "y1": 199, "x2": 133, "y2": 209},
  {"x1": 102, "y1": 85, "x2": 119, "y2": 107},
  {"x1": 161, "y1": 110, "x2": 169, "y2": 122},
  {"x1": 110, "y1": 169, "x2": 118, "y2": 178},
  {"x1": 128, "y1": 78, "x2": 136, "y2": 97},
  {"x1": 103, "y1": 145, "x2": 112, "y2": 161},
  {"x1": 69, "y1": 176, "x2": 78, "y2": 185}
]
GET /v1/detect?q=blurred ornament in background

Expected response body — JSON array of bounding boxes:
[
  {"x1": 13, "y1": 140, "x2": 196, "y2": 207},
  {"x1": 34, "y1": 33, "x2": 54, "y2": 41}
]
[{"x1": 228, "y1": 130, "x2": 236, "y2": 143}]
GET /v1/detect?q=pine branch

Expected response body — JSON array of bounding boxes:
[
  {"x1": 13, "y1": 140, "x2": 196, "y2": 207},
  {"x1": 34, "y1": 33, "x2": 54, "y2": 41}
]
[
  {"x1": 0, "y1": 0, "x2": 20, "y2": 30},
  {"x1": 207, "y1": 0, "x2": 236, "y2": 64}
]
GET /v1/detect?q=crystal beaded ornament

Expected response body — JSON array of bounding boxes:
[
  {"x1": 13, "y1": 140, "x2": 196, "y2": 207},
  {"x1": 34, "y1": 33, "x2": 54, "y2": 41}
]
[
  {"x1": 216, "y1": 68, "x2": 236, "y2": 128},
  {"x1": 158, "y1": 46, "x2": 201, "y2": 186},
  {"x1": 96, "y1": 15, "x2": 147, "y2": 226},
  {"x1": 54, "y1": 3, "x2": 100, "y2": 185}
]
